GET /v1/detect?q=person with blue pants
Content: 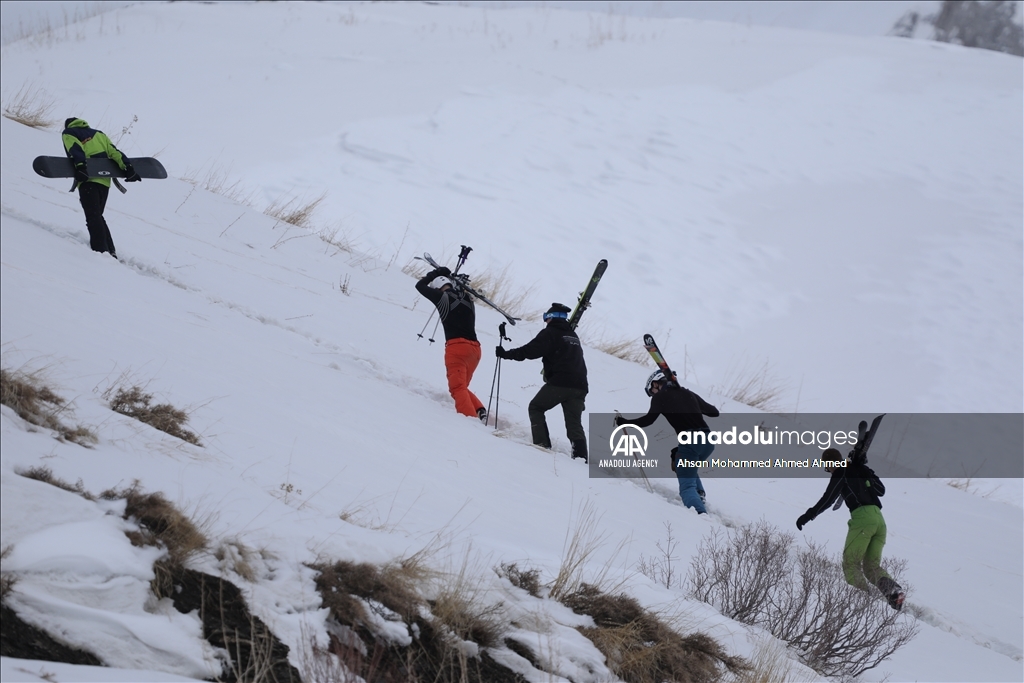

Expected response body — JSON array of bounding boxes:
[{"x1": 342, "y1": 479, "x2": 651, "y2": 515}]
[{"x1": 616, "y1": 370, "x2": 720, "y2": 514}]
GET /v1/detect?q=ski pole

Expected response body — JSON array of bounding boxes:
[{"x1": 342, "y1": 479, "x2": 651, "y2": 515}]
[
  {"x1": 428, "y1": 316, "x2": 442, "y2": 344},
  {"x1": 487, "y1": 322, "x2": 511, "y2": 429},
  {"x1": 417, "y1": 309, "x2": 436, "y2": 340},
  {"x1": 454, "y1": 244, "x2": 472, "y2": 274}
]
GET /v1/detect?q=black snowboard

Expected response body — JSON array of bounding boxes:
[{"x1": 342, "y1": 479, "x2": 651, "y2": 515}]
[{"x1": 32, "y1": 156, "x2": 168, "y2": 180}]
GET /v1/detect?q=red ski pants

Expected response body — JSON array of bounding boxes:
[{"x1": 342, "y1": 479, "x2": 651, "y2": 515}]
[{"x1": 444, "y1": 339, "x2": 485, "y2": 417}]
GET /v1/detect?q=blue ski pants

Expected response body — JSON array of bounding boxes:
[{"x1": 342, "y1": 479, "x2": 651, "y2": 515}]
[{"x1": 673, "y1": 440, "x2": 714, "y2": 514}]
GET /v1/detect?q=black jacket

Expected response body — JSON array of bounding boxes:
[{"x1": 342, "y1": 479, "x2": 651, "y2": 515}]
[
  {"x1": 806, "y1": 461, "x2": 885, "y2": 518},
  {"x1": 415, "y1": 269, "x2": 478, "y2": 342},
  {"x1": 502, "y1": 319, "x2": 588, "y2": 391},
  {"x1": 618, "y1": 384, "x2": 719, "y2": 434}
]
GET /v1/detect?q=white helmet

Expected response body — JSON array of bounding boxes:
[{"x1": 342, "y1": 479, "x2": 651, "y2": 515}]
[
  {"x1": 429, "y1": 276, "x2": 453, "y2": 290},
  {"x1": 645, "y1": 369, "x2": 676, "y2": 396}
]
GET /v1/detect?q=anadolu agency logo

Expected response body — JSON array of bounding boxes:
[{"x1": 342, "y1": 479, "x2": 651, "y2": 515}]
[{"x1": 609, "y1": 424, "x2": 648, "y2": 457}]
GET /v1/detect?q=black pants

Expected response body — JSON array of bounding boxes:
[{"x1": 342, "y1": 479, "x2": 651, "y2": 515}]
[
  {"x1": 528, "y1": 384, "x2": 588, "y2": 448},
  {"x1": 78, "y1": 182, "x2": 116, "y2": 257}
]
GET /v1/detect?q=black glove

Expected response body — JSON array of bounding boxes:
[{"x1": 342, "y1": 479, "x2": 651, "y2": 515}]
[
  {"x1": 74, "y1": 165, "x2": 89, "y2": 186},
  {"x1": 430, "y1": 266, "x2": 451, "y2": 278},
  {"x1": 495, "y1": 346, "x2": 508, "y2": 359},
  {"x1": 123, "y1": 163, "x2": 141, "y2": 182},
  {"x1": 796, "y1": 511, "x2": 814, "y2": 531}
]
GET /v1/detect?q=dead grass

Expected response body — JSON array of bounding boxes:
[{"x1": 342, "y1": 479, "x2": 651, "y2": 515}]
[
  {"x1": 464, "y1": 263, "x2": 537, "y2": 322},
  {"x1": 2, "y1": 83, "x2": 58, "y2": 128},
  {"x1": 105, "y1": 384, "x2": 202, "y2": 446},
  {"x1": 709, "y1": 357, "x2": 788, "y2": 413},
  {"x1": 214, "y1": 538, "x2": 264, "y2": 583},
  {"x1": 264, "y1": 192, "x2": 326, "y2": 229},
  {"x1": 561, "y1": 583, "x2": 748, "y2": 683},
  {"x1": 589, "y1": 333, "x2": 651, "y2": 365},
  {"x1": 548, "y1": 499, "x2": 625, "y2": 601},
  {"x1": 16, "y1": 466, "x2": 93, "y2": 499},
  {"x1": 310, "y1": 556, "x2": 522, "y2": 682},
  {"x1": 429, "y1": 551, "x2": 507, "y2": 649},
  {"x1": 316, "y1": 223, "x2": 358, "y2": 255},
  {"x1": 0, "y1": 368, "x2": 97, "y2": 446},
  {"x1": 496, "y1": 562, "x2": 542, "y2": 598},
  {"x1": 100, "y1": 481, "x2": 209, "y2": 597},
  {"x1": 181, "y1": 166, "x2": 257, "y2": 206}
]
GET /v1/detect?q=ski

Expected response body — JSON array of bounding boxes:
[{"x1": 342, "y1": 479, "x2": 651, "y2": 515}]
[
  {"x1": 833, "y1": 413, "x2": 886, "y2": 510},
  {"x1": 851, "y1": 414, "x2": 885, "y2": 465},
  {"x1": 642, "y1": 334, "x2": 679, "y2": 388},
  {"x1": 416, "y1": 252, "x2": 520, "y2": 325},
  {"x1": 567, "y1": 259, "x2": 608, "y2": 331}
]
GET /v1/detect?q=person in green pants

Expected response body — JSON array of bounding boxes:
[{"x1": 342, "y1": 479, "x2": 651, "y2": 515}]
[{"x1": 796, "y1": 448, "x2": 905, "y2": 610}]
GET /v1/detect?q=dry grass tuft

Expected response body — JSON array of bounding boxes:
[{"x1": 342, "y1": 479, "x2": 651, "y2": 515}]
[
  {"x1": 100, "y1": 482, "x2": 209, "y2": 597},
  {"x1": 429, "y1": 552, "x2": 507, "y2": 649},
  {"x1": 106, "y1": 385, "x2": 202, "y2": 446},
  {"x1": 16, "y1": 466, "x2": 93, "y2": 499},
  {"x1": 181, "y1": 166, "x2": 256, "y2": 206},
  {"x1": 710, "y1": 357, "x2": 788, "y2": 413},
  {"x1": 214, "y1": 538, "x2": 262, "y2": 583},
  {"x1": 496, "y1": 562, "x2": 542, "y2": 598},
  {"x1": 589, "y1": 333, "x2": 651, "y2": 365},
  {"x1": 311, "y1": 560, "x2": 425, "y2": 628},
  {"x1": 548, "y1": 499, "x2": 625, "y2": 601},
  {"x1": 463, "y1": 264, "x2": 537, "y2": 322},
  {"x1": 265, "y1": 192, "x2": 326, "y2": 229},
  {"x1": 316, "y1": 223, "x2": 358, "y2": 255},
  {"x1": 2, "y1": 83, "x2": 57, "y2": 128},
  {"x1": 0, "y1": 368, "x2": 96, "y2": 446},
  {"x1": 562, "y1": 583, "x2": 748, "y2": 683},
  {"x1": 310, "y1": 555, "x2": 522, "y2": 683}
]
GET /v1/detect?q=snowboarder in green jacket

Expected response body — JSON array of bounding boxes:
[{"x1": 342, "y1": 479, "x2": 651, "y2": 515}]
[{"x1": 62, "y1": 117, "x2": 140, "y2": 258}]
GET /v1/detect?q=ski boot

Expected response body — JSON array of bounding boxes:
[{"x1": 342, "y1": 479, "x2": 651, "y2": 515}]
[
  {"x1": 877, "y1": 576, "x2": 905, "y2": 611},
  {"x1": 571, "y1": 439, "x2": 588, "y2": 464}
]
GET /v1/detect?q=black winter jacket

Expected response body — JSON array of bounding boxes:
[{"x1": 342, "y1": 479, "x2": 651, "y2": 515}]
[
  {"x1": 805, "y1": 461, "x2": 885, "y2": 519},
  {"x1": 502, "y1": 319, "x2": 588, "y2": 391},
  {"x1": 415, "y1": 269, "x2": 478, "y2": 342},
  {"x1": 617, "y1": 384, "x2": 719, "y2": 435}
]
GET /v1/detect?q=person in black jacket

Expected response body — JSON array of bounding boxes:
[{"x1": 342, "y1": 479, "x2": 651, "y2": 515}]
[
  {"x1": 496, "y1": 303, "x2": 589, "y2": 461},
  {"x1": 416, "y1": 267, "x2": 487, "y2": 422},
  {"x1": 796, "y1": 449, "x2": 905, "y2": 610},
  {"x1": 615, "y1": 370, "x2": 719, "y2": 514}
]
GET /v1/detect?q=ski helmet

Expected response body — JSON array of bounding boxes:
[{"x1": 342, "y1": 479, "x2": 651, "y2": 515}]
[
  {"x1": 645, "y1": 369, "x2": 677, "y2": 396},
  {"x1": 429, "y1": 276, "x2": 453, "y2": 290},
  {"x1": 543, "y1": 302, "x2": 571, "y2": 322}
]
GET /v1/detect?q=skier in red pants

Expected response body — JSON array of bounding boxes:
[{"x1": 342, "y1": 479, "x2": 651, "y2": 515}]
[{"x1": 416, "y1": 267, "x2": 487, "y2": 422}]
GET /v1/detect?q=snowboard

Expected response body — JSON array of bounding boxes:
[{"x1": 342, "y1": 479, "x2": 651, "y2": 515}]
[{"x1": 32, "y1": 156, "x2": 168, "y2": 180}]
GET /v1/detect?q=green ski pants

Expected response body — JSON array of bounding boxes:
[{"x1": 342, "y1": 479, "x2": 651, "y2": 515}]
[{"x1": 843, "y1": 505, "x2": 892, "y2": 591}]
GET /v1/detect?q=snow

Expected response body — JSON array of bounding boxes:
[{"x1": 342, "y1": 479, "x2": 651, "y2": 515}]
[{"x1": 0, "y1": 2, "x2": 1021, "y2": 682}]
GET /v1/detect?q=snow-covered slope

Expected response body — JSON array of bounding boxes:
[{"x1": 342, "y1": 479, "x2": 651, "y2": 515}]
[{"x1": 1, "y1": 3, "x2": 1021, "y2": 682}]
